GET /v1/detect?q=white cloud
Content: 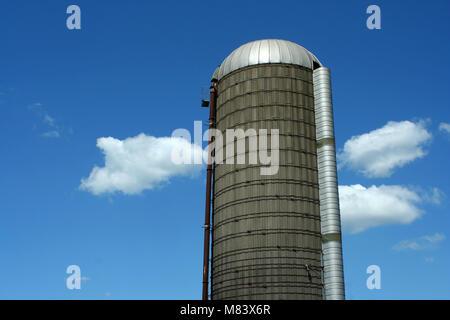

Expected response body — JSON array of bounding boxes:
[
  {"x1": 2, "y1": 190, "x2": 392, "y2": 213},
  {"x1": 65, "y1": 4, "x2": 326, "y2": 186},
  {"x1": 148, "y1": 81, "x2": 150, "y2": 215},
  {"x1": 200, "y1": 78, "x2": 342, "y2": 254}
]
[
  {"x1": 425, "y1": 188, "x2": 445, "y2": 205},
  {"x1": 80, "y1": 133, "x2": 204, "y2": 195},
  {"x1": 393, "y1": 233, "x2": 446, "y2": 251},
  {"x1": 338, "y1": 120, "x2": 432, "y2": 177},
  {"x1": 29, "y1": 102, "x2": 62, "y2": 138},
  {"x1": 339, "y1": 184, "x2": 424, "y2": 234},
  {"x1": 392, "y1": 240, "x2": 422, "y2": 251},
  {"x1": 439, "y1": 122, "x2": 450, "y2": 134},
  {"x1": 410, "y1": 186, "x2": 445, "y2": 205},
  {"x1": 42, "y1": 130, "x2": 60, "y2": 138},
  {"x1": 421, "y1": 233, "x2": 446, "y2": 243},
  {"x1": 43, "y1": 114, "x2": 56, "y2": 127}
]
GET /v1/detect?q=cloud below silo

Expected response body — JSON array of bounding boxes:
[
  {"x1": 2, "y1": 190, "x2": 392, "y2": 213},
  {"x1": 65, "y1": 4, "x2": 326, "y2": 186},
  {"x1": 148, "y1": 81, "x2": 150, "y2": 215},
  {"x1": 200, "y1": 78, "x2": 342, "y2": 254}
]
[
  {"x1": 338, "y1": 120, "x2": 432, "y2": 178},
  {"x1": 80, "y1": 133, "x2": 204, "y2": 195}
]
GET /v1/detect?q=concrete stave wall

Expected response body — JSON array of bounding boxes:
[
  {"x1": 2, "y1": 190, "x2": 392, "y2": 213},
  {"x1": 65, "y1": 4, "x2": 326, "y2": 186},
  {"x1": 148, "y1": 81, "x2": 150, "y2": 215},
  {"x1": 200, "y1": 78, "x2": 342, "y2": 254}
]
[{"x1": 211, "y1": 64, "x2": 323, "y2": 300}]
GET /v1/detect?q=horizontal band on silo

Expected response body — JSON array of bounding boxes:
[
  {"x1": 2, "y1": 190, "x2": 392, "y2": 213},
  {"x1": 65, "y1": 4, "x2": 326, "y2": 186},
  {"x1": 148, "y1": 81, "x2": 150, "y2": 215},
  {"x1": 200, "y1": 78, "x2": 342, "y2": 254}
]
[
  {"x1": 316, "y1": 138, "x2": 335, "y2": 148},
  {"x1": 321, "y1": 233, "x2": 342, "y2": 243}
]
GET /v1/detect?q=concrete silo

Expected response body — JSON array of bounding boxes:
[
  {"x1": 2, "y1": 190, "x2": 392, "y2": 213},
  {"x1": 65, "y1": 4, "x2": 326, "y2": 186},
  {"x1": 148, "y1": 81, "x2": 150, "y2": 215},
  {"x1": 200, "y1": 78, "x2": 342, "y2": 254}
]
[{"x1": 202, "y1": 39, "x2": 344, "y2": 300}]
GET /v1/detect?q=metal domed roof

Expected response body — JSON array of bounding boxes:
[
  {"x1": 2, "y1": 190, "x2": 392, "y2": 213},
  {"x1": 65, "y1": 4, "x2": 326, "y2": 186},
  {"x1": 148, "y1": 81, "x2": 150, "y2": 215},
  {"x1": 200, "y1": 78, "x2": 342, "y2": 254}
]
[{"x1": 214, "y1": 39, "x2": 322, "y2": 80}]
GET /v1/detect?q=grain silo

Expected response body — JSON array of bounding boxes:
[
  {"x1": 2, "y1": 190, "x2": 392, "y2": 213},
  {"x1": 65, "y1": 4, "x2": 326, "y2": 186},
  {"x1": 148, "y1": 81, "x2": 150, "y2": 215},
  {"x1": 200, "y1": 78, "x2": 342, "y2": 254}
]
[{"x1": 201, "y1": 39, "x2": 345, "y2": 300}]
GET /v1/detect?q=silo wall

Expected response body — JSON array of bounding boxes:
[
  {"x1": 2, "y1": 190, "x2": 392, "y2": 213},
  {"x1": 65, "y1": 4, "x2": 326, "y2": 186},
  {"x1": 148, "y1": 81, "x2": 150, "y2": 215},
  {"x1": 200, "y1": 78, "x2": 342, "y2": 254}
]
[{"x1": 211, "y1": 64, "x2": 323, "y2": 300}]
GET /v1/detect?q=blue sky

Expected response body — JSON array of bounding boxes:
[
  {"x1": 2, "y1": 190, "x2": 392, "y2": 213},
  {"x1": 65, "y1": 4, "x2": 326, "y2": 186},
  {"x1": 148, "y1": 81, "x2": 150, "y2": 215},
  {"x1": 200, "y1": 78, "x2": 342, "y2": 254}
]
[{"x1": 0, "y1": 0, "x2": 449, "y2": 299}]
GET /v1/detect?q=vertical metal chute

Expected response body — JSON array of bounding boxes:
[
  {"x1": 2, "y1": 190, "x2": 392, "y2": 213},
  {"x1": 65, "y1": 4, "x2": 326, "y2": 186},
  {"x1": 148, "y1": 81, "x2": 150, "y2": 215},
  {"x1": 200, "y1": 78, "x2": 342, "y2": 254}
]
[{"x1": 313, "y1": 67, "x2": 345, "y2": 300}]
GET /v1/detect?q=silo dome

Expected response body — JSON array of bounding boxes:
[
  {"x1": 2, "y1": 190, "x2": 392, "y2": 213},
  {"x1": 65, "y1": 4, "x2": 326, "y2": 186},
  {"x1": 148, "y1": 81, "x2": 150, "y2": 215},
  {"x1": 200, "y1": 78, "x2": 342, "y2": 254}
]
[{"x1": 215, "y1": 39, "x2": 322, "y2": 80}]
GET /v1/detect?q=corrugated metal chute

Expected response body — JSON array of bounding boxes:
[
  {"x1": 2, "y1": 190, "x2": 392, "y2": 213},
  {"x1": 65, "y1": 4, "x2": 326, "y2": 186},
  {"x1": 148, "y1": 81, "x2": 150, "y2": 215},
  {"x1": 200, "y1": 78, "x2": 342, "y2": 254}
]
[{"x1": 313, "y1": 67, "x2": 345, "y2": 300}]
